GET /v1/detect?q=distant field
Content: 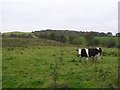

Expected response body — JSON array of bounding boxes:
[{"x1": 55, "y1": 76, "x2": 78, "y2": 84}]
[
  {"x1": 77, "y1": 36, "x2": 119, "y2": 47},
  {"x1": 2, "y1": 38, "x2": 118, "y2": 88},
  {"x1": 95, "y1": 36, "x2": 118, "y2": 42},
  {"x1": 3, "y1": 31, "x2": 31, "y2": 35}
]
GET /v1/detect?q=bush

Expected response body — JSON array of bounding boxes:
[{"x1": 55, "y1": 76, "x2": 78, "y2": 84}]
[
  {"x1": 93, "y1": 38, "x2": 100, "y2": 46},
  {"x1": 116, "y1": 39, "x2": 120, "y2": 48},
  {"x1": 84, "y1": 33, "x2": 95, "y2": 46},
  {"x1": 105, "y1": 39, "x2": 116, "y2": 48},
  {"x1": 100, "y1": 38, "x2": 116, "y2": 48},
  {"x1": 72, "y1": 37, "x2": 81, "y2": 45}
]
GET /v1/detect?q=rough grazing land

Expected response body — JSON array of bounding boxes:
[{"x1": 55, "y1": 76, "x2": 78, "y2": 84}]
[{"x1": 2, "y1": 38, "x2": 118, "y2": 88}]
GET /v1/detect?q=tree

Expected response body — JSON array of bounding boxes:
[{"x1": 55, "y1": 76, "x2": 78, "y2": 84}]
[
  {"x1": 93, "y1": 38, "x2": 100, "y2": 46},
  {"x1": 116, "y1": 33, "x2": 120, "y2": 37},
  {"x1": 72, "y1": 37, "x2": 81, "y2": 45},
  {"x1": 2, "y1": 33, "x2": 5, "y2": 37},
  {"x1": 68, "y1": 35, "x2": 75, "y2": 44},
  {"x1": 49, "y1": 32, "x2": 56, "y2": 40},
  {"x1": 105, "y1": 39, "x2": 116, "y2": 48},
  {"x1": 27, "y1": 34, "x2": 32, "y2": 38},
  {"x1": 39, "y1": 33, "x2": 44, "y2": 38},
  {"x1": 60, "y1": 34, "x2": 66, "y2": 43},
  {"x1": 84, "y1": 33, "x2": 95, "y2": 46},
  {"x1": 98, "y1": 32, "x2": 108, "y2": 37},
  {"x1": 107, "y1": 32, "x2": 112, "y2": 36},
  {"x1": 43, "y1": 33, "x2": 47, "y2": 39},
  {"x1": 9, "y1": 34, "x2": 17, "y2": 38}
]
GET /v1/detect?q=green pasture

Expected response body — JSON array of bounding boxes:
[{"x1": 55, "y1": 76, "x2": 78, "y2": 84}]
[
  {"x1": 3, "y1": 31, "x2": 31, "y2": 35},
  {"x1": 2, "y1": 38, "x2": 118, "y2": 88}
]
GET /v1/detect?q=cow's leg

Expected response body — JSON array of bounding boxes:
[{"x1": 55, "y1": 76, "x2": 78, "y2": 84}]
[
  {"x1": 93, "y1": 57, "x2": 95, "y2": 62},
  {"x1": 83, "y1": 57, "x2": 86, "y2": 62},
  {"x1": 85, "y1": 57, "x2": 89, "y2": 62},
  {"x1": 79, "y1": 57, "x2": 82, "y2": 62},
  {"x1": 91, "y1": 56, "x2": 94, "y2": 62},
  {"x1": 96, "y1": 53, "x2": 101, "y2": 62}
]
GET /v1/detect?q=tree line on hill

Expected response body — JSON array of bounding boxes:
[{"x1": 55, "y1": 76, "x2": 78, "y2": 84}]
[
  {"x1": 2, "y1": 33, "x2": 33, "y2": 38},
  {"x1": 2, "y1": 30, "x2": 120, "y2": 48},
  {"x1": 32, "y1": 30, "x2": 119, "y2": 48}
]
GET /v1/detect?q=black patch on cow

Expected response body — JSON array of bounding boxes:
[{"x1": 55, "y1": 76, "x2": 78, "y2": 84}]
[
  {"x1": 88, "y1": 48, "x2": 99, "y2": 57},
  {"x1": 81, "y1": 49, "x2": 88, "y2": 57},
  {"x1": 98, "y1": 48, "x2": 102, "y2": 55}
]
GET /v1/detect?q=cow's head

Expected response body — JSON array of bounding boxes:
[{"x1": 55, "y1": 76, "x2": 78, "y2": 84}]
[
  {"x1": 76, "y1": 49, "x2": 81, "y2": 56},
  {"x1": 76, "y1": 49, "x2": 78, "y2": 51},
  {"x1": 96, "y1": 47, "x2": 102, "y2": 55}
]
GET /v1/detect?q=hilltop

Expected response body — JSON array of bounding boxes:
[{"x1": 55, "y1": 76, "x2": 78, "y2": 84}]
[
  {"x1": 2, "y1": 29, "x2": 116, "y2": 37},
  {"x1": 2, "y1": 29, "x2": 119, "y2": 48}
]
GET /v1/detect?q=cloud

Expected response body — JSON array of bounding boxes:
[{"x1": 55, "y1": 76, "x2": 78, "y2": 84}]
[{"x1": 1, "y1": 0, "x2": 119, "y2": 35}]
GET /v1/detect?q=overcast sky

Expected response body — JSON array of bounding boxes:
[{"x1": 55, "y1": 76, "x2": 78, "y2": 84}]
[{"x1": 0, "y1": 0, "x2": 119, "y2": 35}]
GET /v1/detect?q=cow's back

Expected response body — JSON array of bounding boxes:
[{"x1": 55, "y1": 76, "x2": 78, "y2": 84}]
[{"x1": 88, "y1": 48, "x2": 99, "y2": 57}]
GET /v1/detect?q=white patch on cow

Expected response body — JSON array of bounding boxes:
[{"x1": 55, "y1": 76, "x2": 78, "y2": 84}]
[
  {"x1": 98, "y1": 53, "x2": 101, "y2": 60},
  {"x1": 95, "y1": 53, "x2": 101, "y2": 60},
  {"x1": 85, "y1": 48, "x2": 89, "y2": 57},
  {"x1": 96, "y1": 47, "x2": 99, "y2": 50},
  {"x1": 78, "y1": 49, "x2": 81, "y2": 55}
]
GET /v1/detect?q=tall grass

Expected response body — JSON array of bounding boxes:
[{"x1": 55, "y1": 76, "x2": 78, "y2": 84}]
[{"x1": 2, "y1": 38, "x2": 118, "y2": 88}]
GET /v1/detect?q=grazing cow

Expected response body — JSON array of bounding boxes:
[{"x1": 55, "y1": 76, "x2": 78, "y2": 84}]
[{"x1": 76, "y1": 47, "x2": 102, "y2": 61}]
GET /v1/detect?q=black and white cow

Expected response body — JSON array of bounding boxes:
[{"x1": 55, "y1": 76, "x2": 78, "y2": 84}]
[{"x1": 76, "y1": 47, "x2": 102, "y2": 61}]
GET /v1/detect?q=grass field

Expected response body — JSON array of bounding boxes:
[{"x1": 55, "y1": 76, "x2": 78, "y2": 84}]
[
  {"x1": 3, "y1": 31, "x2": 31, "y2": 35},
  {"x1": 2, "y1": 38, "x2": 118, "y2": 88}
]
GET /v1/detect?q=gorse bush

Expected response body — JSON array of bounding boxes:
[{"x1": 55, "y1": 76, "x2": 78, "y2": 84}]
[
  {"x1": 2, "y1": 35, "x2": 119, "y2": 48},
  {"x1": 96, "y1": 38, "x2": 117, "y2": 48},
  {"x1": 105, "y1": 39, "x2": 116, "y2": 48},
  {"x1": 92, "y1": 38, "x2": 100, "y2": 46},
  {"x1": 84, "y1": 33, "x2": 95, "y2": 46},
  {"x1": 71, "y1": 37, "x2": 82, "y2": 45}
]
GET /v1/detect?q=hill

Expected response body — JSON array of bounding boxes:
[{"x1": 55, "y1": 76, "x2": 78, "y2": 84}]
[
  {"x1": 2, "y1": 38, "x2": 118, "y2": 88},
  {"x1": 2, "y1": 30, "x2": 119, "y2": 48},
  {"x1": 2, "y1": 30, "x2": 119, "y2": 88}
]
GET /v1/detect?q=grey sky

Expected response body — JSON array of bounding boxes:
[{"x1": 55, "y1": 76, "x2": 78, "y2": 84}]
[{"x1": 0, "y1": 0, "x2": 119, "y2": 35}]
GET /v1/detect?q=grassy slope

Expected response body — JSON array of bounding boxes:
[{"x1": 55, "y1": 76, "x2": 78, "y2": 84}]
[
  {"x1": 95, "y1": 37, "x2": 118, "y2": 42},
  {"x1": 3, "y1": 31, "x2": 31, "y2": 35},
  {"x1": 2, "y1": 38, "x2": 118, "y2": 88},
  {"x1": 3, "y1": 31, "x2": 119, "y2": 47}
]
